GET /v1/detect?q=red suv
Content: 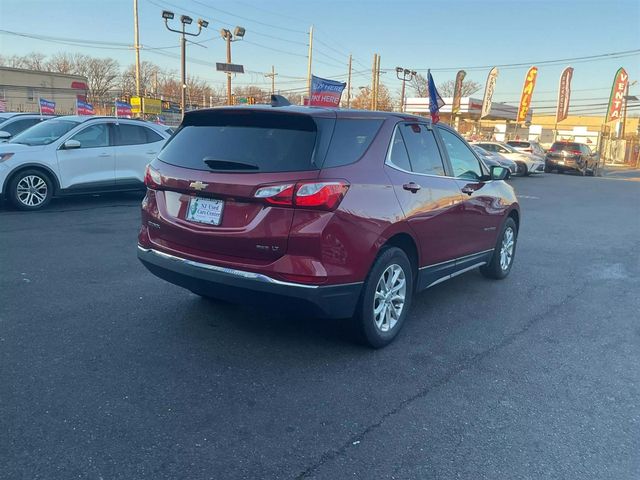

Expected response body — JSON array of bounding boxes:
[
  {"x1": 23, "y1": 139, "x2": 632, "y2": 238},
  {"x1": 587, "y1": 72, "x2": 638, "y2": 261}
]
[{"x1": 138, "y1": 102, "x2": 520, "y2": 347}]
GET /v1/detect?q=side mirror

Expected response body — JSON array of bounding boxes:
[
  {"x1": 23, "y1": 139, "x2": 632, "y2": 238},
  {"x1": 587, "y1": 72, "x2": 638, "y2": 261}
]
[
  {"x1": 0, "y1": 131, "x2": 11, "y2": 140},
  {"x1": 63, "y1": 139, "x2": 81, "y2": 149},
  {"x1": 490, "y1": 165, "x2": 509, "y2": 181}
]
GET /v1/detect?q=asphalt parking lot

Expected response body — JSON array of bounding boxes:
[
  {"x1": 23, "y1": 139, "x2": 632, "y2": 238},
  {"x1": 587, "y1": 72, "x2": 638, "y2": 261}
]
[{"x1": 1, "y1": 169, "x2": 639, "y2": 479}]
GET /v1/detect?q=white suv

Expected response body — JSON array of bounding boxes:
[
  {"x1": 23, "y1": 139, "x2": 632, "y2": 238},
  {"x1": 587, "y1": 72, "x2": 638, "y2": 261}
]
[
  {"x1": 0, "y1": 116, "x2": 171, "y2": 210},
  {"x1": 473, "y1": 141, "x2": 545, "y2": 176}
]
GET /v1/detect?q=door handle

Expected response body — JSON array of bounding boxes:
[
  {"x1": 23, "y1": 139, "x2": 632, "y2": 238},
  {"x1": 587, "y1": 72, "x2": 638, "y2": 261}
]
[
  {"x1": 403, "y1": 182, "x2": 421, "y2": 193},
  {"x1": 98, "y1": 153, "x2": 110, "y2": 157},
  {"x1": 146, "y1": 151, "x2": 158, "y2": 155},
  {"x1": 461, "y1": 186, "x2": 474, "y2": 195}
]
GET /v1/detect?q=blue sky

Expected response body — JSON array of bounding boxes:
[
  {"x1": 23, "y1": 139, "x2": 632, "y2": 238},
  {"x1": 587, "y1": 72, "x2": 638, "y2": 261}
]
[{"x1": 1, "y1": 0, "x2": 639, "y2": 113}]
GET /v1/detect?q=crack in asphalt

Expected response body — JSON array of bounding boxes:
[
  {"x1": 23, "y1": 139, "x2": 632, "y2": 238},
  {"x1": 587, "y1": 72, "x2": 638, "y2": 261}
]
[{"x1": 293, "y1": 284, "x2": 586, "y2": 479}]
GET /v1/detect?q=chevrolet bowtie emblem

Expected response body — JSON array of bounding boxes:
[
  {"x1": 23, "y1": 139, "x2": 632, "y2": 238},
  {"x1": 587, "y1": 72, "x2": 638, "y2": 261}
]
[{"x1": 189, "y1": 181, "x2": 208, "y2": 191}]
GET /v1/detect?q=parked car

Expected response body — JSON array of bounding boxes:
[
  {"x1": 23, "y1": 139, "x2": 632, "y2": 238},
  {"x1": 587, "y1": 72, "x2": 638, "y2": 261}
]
[
  {"x1": 506, "y1": 140, "x2": 546, "y2": 159},
  {"x1": 0, "y1": 113, "x2": 56, "y2": 142},
  {"x1": 474, "y1": 141, "x2": 545, "y2": 176},
  {"x1": 471, "y1": 145, "x2": 518, "y2": 175},
  {"x1": 0, "y1": 116, "x2": 172, "y2": 210},
  {"x1": 545, "y1": 141, "x2": 599, "y2": 175},
  {"x1": 138, "y1": 103, "x2": 520, "y2": 348}
]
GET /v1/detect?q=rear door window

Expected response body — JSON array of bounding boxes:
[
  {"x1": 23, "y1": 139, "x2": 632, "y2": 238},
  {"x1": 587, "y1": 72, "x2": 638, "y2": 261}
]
[
  {"x1": 159, "y1": 110, "x2": 325, "y2": 172},
  {"x1": 386, "y1": 127, "x2": 412, "y2": 171},
  {"x1": 322, "y1": 118, "x2": 382, "y2": 168},
  {"x1": 117, "y1": 124, "x2": 150, "y2": 146}
]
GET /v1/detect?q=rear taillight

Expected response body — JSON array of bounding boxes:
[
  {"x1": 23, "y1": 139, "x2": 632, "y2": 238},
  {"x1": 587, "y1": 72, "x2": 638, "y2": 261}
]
[
  {"x1": 524, "y1": 148, "x2": 532, "y2": 152},
  {"x1": 548, "y1": 148, "x2": 556, "y2": 152},
  {"x1": 570, "y1": 150, "x2": 581, "y2": 155},
  {"x1": 254, "y1": 181, "x2": 349, "y2": 211},
  {"x1": 254, "y1": 183, "x2": 294, "y2": 205},
  {"x1": 144, "y1": 164, "x2": 162, "y2": 189}
]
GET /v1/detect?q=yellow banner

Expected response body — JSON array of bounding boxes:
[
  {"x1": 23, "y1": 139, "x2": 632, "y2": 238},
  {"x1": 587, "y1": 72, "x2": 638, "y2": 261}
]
[
  {"x1": 517, "y1": 66, "x2": 538, "y2": 123},
  {"x1": 143, "y1": 98, "x2": 162, "y2": 115},
  {"x1": 130, "y1": 96, "x2": 142, "y2": 114}
]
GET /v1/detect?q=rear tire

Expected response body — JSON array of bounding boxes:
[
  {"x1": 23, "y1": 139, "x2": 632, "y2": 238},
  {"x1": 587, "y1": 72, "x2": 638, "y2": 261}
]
[
  {"x1": 481, "y1": 218, "x2": 517, "y2": 280},
  {"x1": 351, "y1": 247, "x2": 414, "y2": 348},
  {"x1": 8, "y1": 169, "x2": 53, "y2": 211}
]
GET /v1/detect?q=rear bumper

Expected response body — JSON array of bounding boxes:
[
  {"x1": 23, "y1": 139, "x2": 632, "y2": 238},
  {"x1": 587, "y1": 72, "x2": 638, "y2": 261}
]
[{"x1": 137, "y1": 246, "x2": 362, "y2": 319}]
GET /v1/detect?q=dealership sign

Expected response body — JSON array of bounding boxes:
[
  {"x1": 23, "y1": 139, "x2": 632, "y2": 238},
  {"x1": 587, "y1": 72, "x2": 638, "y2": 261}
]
[
  {"x1": 480, "y1": 67, "x2": 498, "y2": 119},
  {"x1": 555, "y1": 66, "x2": 574, "y2": 123},
  {"x1": 606, "y1": 67, "x2": 629, "y2": 122},
  {"x1": 517, "y1": 66, "x2": 538, "y2": 123},
  {"x1": 309, "y1": 75, "x2": 346, "y2": 107}
]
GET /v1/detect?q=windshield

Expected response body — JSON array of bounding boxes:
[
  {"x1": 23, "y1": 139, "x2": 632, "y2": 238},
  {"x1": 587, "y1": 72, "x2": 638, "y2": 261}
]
[{"x1": 11, "y1": 119, "x2": 79, "y2": 146}]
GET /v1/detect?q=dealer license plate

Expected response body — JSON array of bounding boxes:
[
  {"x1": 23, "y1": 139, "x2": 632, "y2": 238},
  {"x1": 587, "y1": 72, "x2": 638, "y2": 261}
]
[{"x1": 186, "y1": 197, "x2": 224, "y2": 225}]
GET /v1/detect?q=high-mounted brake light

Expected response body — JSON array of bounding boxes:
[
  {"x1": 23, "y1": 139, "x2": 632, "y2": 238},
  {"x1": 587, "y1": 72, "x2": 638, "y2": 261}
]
[
  {"x1": 144, "y1": 164, "x2": 162, "y2": 189},
  {"x1": 254, "y1": 181, "x2": 349, "y2": 211}
]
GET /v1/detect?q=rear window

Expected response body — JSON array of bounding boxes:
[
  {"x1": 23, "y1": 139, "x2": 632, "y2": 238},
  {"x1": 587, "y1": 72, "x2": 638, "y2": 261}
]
[
  {"x1": 159, "y1": 110, "x2": 322, "y2": 173},
  {"x1": 551, "y1": 142, "x2": 582, "y2": 151},
  {"x1": 507, "y1": 141, "x2": 529, "y2": 148},
  {"x1": 322, "y1": 118, "x2": 383, "y2": 168}
]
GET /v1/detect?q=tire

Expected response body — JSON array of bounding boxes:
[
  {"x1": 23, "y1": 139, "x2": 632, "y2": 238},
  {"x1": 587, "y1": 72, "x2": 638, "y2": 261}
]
[
  {"x1": 351, "y1": 247, "x2": 414, "y2": 348},
  {"x1": 480, "y1": 217, "x2": 518, "y2": 280},
  {"x1": 523, "y1": 164, "x2": 530, "y2": 176},
  {"x1": 8, "y1": 169, "x2": 53, "y2": 211},
  {"x1": 544, "y1": 165, "x2": 552, "y2": 173},
  {"x1": 579, "y1": 162, "x2": 587, "y2": 176}
]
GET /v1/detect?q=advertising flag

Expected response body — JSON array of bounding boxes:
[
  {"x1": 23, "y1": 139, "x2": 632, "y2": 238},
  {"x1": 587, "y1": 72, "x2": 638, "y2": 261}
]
[
  {"x1": 605, "y1": 67, "x2": 629, "y2": 122},
  {"x1": 517, "y1": 66, "x2": 539, "y2": 123},
  {"x1": 309, "y1": 75, "x2": 346, "y2": 107},
  {"x1": 480, "y1": 67, "x2": 499, "y2": 119},
  {"x1": 115, "y1": 100, "x2": 132, "y2": 118},
  {"x1": 0, "y1": 99, "x2": 6, "y2": 112},
  {"x1": 76, "y1": 100, "x2": 95, "y2": 116},
  {"x1": 451, "y1": 70, "x2": 466, "y2": 115},
  {"x1": 39, "y1": 98, "x2": 56, "y2": 115},
  {"x1": 555, "y1": 67, "x2": 574, "y2": 123},
  {"x1": 427, "y1": 70, "x2": 445, "y2": 124}
]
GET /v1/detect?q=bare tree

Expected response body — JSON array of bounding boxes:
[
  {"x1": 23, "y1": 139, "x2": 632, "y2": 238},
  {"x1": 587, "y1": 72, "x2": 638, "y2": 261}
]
[
  {"x1": 0, "y1": 53, "x2": 46, "y2": 70},
  {"x1": 410, "y1": 73, "x2": 481, "y2": 98},
  {"x1": 121, "y1": 61, "x2": 162, "y2": 97},
  {"x1": 46, "y1": 53, "x2": 77, "y2": 75},
  {"x1": 351, "y1": 84, "x2": 395, "y2": 111},
  {"x1": 71, "y1": 55, "x2": 120, "y2": 103}
]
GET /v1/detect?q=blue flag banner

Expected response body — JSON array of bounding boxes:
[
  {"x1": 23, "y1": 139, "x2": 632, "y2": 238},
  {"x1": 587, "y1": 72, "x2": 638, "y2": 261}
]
[
  {"x1": 39, "y1": 98, "x2": 55, "y2": 115},
  {"x1": 309, "y1": 75, "x2": 346, "y2": 107},
  {"x1": 427, "y1": 71, "x2": 445, "y2": 124},
  {"x1": 76, "y1": 100, "x2": 94, "y2": 115},
  {"x1": 115, "y1": 100, "x2": 132, "y2": 118}
]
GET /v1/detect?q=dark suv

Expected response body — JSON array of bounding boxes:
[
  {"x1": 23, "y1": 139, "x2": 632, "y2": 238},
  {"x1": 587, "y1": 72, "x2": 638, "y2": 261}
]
[
  {"x1": 545, "y1": 141, "x2": 598, "y2": 175},
  {"x1": 138, "y1": 102, "x2": 520, "y2": 347}
]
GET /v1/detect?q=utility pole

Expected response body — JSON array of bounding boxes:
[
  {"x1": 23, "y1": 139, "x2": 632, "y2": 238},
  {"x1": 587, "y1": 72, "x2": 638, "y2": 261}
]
[
  {"x1": 621, "y1": 80, "x2": 638, "y2": 138},
  {"x1": 306, "y1": 25, "x2": 314, "y2": 103},
  {"x1": 346, "y1": 54, "x2": 352, "y2": 108},
  {"x1": 265, "y1": 65, "x2": 277, "y2": 95},
  {"x1": 371, "y1": 53, "x2": 377, "y2": 110},
  {"x1": 133, "y1": 0, "x2": 141, "y2": 99},
  {"x1": 161, "y1": 11, "x2": 208, "y2": 118},
  {"x1": 153, "y1": 69, "x2": 158, "y2": 96}
]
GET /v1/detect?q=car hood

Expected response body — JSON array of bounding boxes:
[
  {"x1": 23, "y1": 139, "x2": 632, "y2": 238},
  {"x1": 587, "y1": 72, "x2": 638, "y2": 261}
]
[{"x1": 0, "y1": 143, "x2": 48, "y2": 154}]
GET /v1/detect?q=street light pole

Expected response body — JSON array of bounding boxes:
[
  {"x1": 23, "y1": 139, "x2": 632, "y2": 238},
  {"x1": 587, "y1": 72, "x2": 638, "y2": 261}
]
[
  {"x1": 220, "y1": 27, "x2": 246, "y2": 106},
  {"x1": 133, "y1": 0, "x2": 141, "y2": 98},
  {"x1": 161, "y1": 11, "x2": 208, "y2": 118},
  {"x1": 396, "y1": 67, "x2": 416, "y2": 113}
]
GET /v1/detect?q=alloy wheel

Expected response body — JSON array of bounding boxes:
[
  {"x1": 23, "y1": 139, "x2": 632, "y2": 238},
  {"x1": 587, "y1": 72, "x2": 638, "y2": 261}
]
[
  {"x1": 16, "y1": 175, "x2": 48, "y2": 207},
  {"x1": 500, "y1": 227, "x2": 515, "y2": 271},
  {"x1": 373, "y1": 264, "x2": 406, "y2": 332}
]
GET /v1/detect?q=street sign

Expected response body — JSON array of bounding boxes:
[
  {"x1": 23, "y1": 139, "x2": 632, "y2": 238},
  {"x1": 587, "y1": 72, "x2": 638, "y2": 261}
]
[{"x1": 216, "y1": 63, "x2": 244, "y2": 74}]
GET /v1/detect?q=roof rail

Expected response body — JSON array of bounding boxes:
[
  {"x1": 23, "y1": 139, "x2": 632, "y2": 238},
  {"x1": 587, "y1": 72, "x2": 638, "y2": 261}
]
[{"x1": 270, "y1": 94, "x2": 291, "y2": 107}]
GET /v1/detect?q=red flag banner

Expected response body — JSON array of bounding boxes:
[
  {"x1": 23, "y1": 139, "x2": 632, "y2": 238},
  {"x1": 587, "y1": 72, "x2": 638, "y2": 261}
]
[
  {"x1": 556, "y1": 67, "x2": 574, "y2": 123},
  {"x1": 517, "y1": 66, "x2": 538, "y2": 123},
  {"x1": 606, "y1": 67, "x2": 628, "y2": 122}
]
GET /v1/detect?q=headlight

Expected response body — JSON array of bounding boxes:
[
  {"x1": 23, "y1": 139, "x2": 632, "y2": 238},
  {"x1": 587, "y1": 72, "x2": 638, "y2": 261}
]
[{"x1": 0, "y1": 153, "x2": 14, "y2": 162}]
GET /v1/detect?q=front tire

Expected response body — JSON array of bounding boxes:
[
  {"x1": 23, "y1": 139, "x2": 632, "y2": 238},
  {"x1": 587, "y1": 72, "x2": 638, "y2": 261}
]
[
  {"x1": 481, "y1": 218, "x2": 518, "y2": 280},
  {"x1": 352, "y1": 247, "x2": 414, "y2": 348},
  {"x1": 8, "y1": 169, "x2": 53, "y2": 210}
]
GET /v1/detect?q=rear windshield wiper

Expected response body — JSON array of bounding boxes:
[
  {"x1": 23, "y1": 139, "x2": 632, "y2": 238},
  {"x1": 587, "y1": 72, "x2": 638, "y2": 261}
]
[{"x1": 203, "y1": 157, "x2": 259, "y2": 171}]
